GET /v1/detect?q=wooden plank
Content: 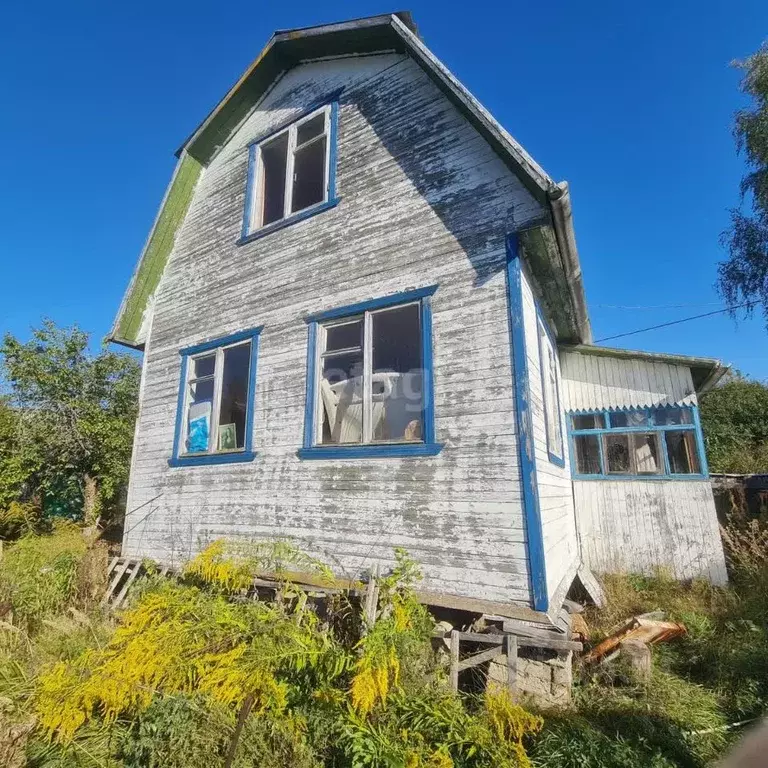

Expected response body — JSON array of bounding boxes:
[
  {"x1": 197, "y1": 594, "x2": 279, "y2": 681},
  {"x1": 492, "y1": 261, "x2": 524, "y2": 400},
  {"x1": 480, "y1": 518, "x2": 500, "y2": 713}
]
[
  {"x1": 502, "y1": 618, "x2": 567, "y2": 641},
  {"x1": 102, "y1": 559, "x2": 130, "y2": 605},
  {"x1": 457, "y1": 644, "x2": 503, "y2": 672},
  {"x1": 414, "y1": 591, "x2": 550, "y2": 624},
  {"x1": 456, "y1": 631, "x2": 582, "y2": 653},
  {"x1": 450, "y1": 631, "x2": 460, "y2": 691},
  {"x1": 505, "y1": 634, "x2": 517, "y2": 693},
  {"x1": 112, "y1": 561, "x2": 142, "y2": 609}
]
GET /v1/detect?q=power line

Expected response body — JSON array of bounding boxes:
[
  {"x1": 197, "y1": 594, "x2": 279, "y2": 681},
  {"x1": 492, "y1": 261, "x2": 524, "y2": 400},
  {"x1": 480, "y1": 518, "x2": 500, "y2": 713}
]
[
  {"x1": 595, "y1": 301, "x2": 724, "y2": 311},
  {"x1": 594, "y1": 300, "x2": 763, "y2": 344}
]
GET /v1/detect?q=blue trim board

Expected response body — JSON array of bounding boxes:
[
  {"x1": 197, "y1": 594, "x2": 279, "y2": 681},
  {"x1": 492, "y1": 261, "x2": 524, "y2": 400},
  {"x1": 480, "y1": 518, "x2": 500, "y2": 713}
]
[
  {"x1": 238, "y1": 198, "x2": 340, "y2": 245},
  {"x1": 170, "y1": 326, "x2": 263, "y2": 467},
  {"x1": 299, "y1": 444, "x2": 443, "y2": 460},
  {"x1": 328, "y1": 99, "x2": 340, "y2": 205},
  {"x1": 170, "y1": 354, "x2": 189, "y2": 463},
  {"x1": 241, "y1": 143, "x2": 257, "y2": 240},
  {"x1": 243, "y1": 334, "x2": 260, "y2": 454},
  {"x1": 169, "y1": 451, "x2": 257, "y2": 468},
  {"x1": 300, "y1": 286, "x2": 442, "y2": 458},
  {"x1": 534, "y1": 302, "x2": 566, "y2": 468},
  {"x1": 180, "y1": 326, "x2": 264, "y2": 356},
  {"x1": 245, "y1": 88, "x2": 345, "y2": 150},
  {"x1": 567, "y1": 405, "x2": 708, "y2": 481},
  {"x1": 505, "y1": 233, "x2": 548, "y2": 613},
  {"x1": 305, "y1": 285, "x2": 439, "y2": 323},
  {"x1": 303, "y1": 322, "x2": 319, "y2": 448},
  {"x1": 420, "y1": 294, "x2": 437, "y2": 445}
]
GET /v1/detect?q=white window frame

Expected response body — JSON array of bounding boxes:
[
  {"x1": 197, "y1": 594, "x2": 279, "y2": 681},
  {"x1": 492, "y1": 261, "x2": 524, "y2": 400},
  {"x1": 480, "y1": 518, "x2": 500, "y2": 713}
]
[
  {"x1": 313, "y1": 302, "x2": 424, "y2": 447},
  {"x1": 247, "y1": 105, "x2": 332, "y2": 233},
  {"x1": 180, "y1": 339, "x2": 252, "y2": 456},
  {"x1": 537, "y1": 318, "x2": 564, "y2": 462}
]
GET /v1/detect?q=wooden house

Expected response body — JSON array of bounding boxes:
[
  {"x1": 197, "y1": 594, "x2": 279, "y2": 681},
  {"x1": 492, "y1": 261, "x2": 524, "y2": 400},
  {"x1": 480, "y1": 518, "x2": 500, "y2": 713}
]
[{"x1": 110, "y1": 13, "x2": 727, "y2": 623}]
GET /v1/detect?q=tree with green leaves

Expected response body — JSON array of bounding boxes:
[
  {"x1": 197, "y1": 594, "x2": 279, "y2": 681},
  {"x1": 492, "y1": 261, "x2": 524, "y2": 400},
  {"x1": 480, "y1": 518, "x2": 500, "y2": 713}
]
[
  {"x1": 719, "y1": 44, "x2": 768, "y2": 323},
  {"x1": 700, "y1": 373, "x2": 768, "y2": 473},
  {"x1": 0, "y1": 320, "x2": 141, "y2": 528}
]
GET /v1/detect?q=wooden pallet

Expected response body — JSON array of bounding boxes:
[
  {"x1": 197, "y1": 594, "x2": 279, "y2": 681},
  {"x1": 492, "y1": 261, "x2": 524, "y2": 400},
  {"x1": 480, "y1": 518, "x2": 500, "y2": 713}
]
[{"x1": 102, "y1": 557, "x2": 143, "y2": 609}]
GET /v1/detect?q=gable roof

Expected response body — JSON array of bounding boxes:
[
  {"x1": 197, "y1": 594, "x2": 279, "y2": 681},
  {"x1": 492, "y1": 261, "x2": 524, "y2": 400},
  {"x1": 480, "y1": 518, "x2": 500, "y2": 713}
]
[{"x1": 109, "y1": 12, "x2": 592, "y2": 348}]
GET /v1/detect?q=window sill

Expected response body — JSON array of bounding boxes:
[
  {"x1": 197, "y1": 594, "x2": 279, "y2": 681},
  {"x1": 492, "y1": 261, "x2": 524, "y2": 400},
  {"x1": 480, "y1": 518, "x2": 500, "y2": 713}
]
[
  {"x1": 547, "y1": 452, "x2": 566, "y2": 468},
  {"x1": 572, "y1": 473, "x2": 707, "y2": 482},
  {"x1": 238, "y1": 197, "x2": 340, "y2": 245},
  {"x1": 298, "y1": 443, "x2": 444, "y2": 460},
  {"x1": 168, "y1": 451, "x2": 257, "y2": 467}
]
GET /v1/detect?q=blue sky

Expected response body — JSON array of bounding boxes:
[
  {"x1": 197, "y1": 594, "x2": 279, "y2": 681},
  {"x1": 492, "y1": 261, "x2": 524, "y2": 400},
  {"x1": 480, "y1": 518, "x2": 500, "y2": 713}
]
[{"x1": 1, "y1": 0, "x2": 766, "y2": 378}]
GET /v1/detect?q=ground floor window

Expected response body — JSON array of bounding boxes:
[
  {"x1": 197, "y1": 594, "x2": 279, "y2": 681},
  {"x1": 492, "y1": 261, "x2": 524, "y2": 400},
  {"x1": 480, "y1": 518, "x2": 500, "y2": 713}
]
[
  {"x1": 170, "y1": 328, "x2": 261, "y2": 466},
  {"x1": 300, "y1": 286, "x2": 442, "y2": 459},
  {"x1": 568, "y1": 406, "x2": 705, "y2": 479}
]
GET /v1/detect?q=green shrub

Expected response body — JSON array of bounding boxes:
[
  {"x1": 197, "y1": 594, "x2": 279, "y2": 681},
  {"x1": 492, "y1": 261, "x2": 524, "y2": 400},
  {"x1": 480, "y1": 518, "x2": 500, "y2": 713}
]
[
  {"x1": 0, "y1": 524, "x2": 90, "y2": 628},
  {"x1": 0, "y1": 501, "x2": 43, "y2": 541}
]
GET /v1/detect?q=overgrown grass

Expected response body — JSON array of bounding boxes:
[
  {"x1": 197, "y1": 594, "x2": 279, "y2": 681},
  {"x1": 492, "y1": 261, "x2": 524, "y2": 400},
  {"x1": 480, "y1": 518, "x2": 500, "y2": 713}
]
[
  {"x1": 4, "y1": 520, "x2": 768, "y2": 767},
  {"x1": 0, "y1": 531, "x2": 543, "y2": 767},
  {"x1": 529, "y1": 520, "x2": 768, "y2": 767}
]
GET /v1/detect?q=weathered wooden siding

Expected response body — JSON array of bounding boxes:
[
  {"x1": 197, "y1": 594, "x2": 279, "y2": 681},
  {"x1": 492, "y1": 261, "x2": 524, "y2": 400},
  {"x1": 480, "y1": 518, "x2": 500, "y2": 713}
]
[
  {"x1": 123, "y1": 54, "x2": 548, "y2": 605},
  {"x1": 573, "y1": 480, "x2": 727, "y2": 584},
  {"x1": 520, "y1": 268, "x2": 579, "y2": 604},
  {"x1": 561, "y1": 350, "x2": 727, "y2": 585},
  {"x1": 560, "y1": 350, "x2": 697, "y2": 411}
]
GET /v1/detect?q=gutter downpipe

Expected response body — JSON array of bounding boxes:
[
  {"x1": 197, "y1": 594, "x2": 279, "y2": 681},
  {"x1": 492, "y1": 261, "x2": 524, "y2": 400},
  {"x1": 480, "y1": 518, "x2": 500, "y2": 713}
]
[{"x1": 548, "y1": 181, "x2": 593, "y2": 344}]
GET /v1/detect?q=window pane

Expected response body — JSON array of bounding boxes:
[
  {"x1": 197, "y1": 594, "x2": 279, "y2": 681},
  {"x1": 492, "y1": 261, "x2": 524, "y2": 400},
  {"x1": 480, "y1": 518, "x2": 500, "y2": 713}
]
[
  {"x1": 217, "y1": 343, "x2": 251, "y2": 451},
  {"x1": 371, "y1": 304, "x2": 423, "y2": 442},
  {"x1": 542, "y1": 337, "x2": 563, "y2": 456},
  {"x1": 633, "y1": 433, "x2": 661, "y2": 474},
  {"x1": 605, "y1": 434, "x2": 631, "y2": 473},
  {"x1": 325, "y1": 319, "x2": 362, "y2": 353},
  {"x1": 296, "y1": 113, "x2": 325, "y2": 146},
  {"x1": 291, "y1": 136, "x2": 327, "y2": 212},
  {"x1": 572, "y1": 414, "x2": 605, "y2": 430},
  {"x1": 318, "y1": 351, "x2": 364, "y2": 445},
  {"x1": 610, "y1": 410, "x2": 649, "y2": 428},
  {"x1": 192, "y1": 355, "x2": 215, "y2": 378},
  {"x1": 653, "y1": 407, "x2": 693, "y2": 426},
  {"x1": 665, "y1": 431, "x2": 700, "y2": 474},
  {"x1": 186, "y1": 379, "x2": 214, "y2": 453},
  {"x1": 574, "y1": 435, "x2": 602, "y2": 474},
  {"x1": 260, "y1": 133, "x2": 289, "y2": 226}
]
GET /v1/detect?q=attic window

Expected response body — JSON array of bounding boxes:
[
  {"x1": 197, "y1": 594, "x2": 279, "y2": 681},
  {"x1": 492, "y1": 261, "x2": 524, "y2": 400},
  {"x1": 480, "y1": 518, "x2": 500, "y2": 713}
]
[{"x1": 242, "y1": 103, "x2": 337, "y2": 240}]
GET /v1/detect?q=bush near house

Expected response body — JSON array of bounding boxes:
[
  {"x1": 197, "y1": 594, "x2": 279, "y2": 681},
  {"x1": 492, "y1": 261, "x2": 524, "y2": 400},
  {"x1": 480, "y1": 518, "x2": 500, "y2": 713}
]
[
  {"x1": 700, "y1": 374, "x2": 768, "y2": 474},
  {"x1": 0, "y1": 320, "x2": 140, "y2": 538},
  {"x1": 0, "y1": 523, "x2": 767, "y2": 767}
]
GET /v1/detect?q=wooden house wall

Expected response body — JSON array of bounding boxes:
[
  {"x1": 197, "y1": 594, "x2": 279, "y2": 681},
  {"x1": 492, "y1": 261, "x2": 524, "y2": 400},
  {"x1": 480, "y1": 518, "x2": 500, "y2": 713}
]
[
  {"x1": 573, "y1": 480, "x2": 727, "y2": 584},
  {"x1": 520, "y1": 268, "x2": 579, "y2": 604},
  {"x1": 560, "y1": 351, "x2": 727, "y2": 585},
  {"x1": 560, "y1": 351, "x2": 697, "y2": 412},
  {"x1": 123, "y1": 53, "x2": 548, "y2": 605}
]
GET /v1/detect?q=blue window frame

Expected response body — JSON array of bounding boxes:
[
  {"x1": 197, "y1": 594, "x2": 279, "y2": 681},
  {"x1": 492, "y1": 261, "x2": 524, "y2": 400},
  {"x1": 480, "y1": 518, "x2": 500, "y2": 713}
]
[
  {"x1": 298, "y1": 286, "x2": 443, "y2": 460},
  {"x1": 238, "y1": 97, "x2": 340, "y2": 244},
  {"x1": 568, "y1": 405, "x2": 708, "y2": 480},
  {"x1": 169, "y1": 327, "x2": 262, "y2": 467},
  {"x1": 536, "y1": 306, "x2": 565, "y2": 467}
]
